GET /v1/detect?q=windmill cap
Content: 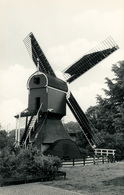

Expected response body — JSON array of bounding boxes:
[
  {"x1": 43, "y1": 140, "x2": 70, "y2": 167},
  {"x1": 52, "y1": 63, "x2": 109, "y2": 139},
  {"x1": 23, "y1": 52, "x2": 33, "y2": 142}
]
[{"x1": 27, "y1": 71, "x2": 68, "y2": 92}]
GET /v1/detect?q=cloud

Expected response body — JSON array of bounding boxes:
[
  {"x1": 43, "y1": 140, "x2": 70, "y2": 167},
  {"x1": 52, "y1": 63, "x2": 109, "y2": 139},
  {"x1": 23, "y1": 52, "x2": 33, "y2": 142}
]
[
  {"x1": 47, "y1": 38, "x2": 98, "y2": 70},
  {"x1": 72, "y1": 9, "x2": 99, "y2": 25},
  {"x1": 63, "y1": 82, "x2": 106, "y2": 123},
  {"x1": 72, "y1": 9, "x2": 124, "y2": 44},
  {"x1": 0, "y1": 64, "x2": 35, "y2": 129},
  {"x1": 0, "y1": 64, "x2": 35, "y2": 101},
  {"x1": 0, "y1": 98, "x2": 26, "y2": 130},
  {"x1": 73, "y1": 83, "x2": 105, "y2": 108}
]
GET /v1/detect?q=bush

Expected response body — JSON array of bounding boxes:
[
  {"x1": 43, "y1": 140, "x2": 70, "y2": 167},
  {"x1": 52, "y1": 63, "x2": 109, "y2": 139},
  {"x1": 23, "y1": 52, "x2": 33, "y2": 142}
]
[{"x1": 0, "y1": 147, "x2": 62, "y2": 179}]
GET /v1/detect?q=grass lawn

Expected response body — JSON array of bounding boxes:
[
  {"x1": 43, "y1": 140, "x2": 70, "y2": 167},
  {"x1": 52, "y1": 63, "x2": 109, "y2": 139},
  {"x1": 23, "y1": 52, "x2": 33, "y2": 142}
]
[{"x1": 43, "y1": 161, "x2": 124, "y2": 195}]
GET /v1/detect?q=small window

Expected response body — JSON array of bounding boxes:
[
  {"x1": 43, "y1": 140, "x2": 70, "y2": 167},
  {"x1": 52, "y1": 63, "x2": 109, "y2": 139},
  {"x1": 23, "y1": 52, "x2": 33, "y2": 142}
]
[{"x1": 34, "y1": 77, "x2": 40, "y2": 84}]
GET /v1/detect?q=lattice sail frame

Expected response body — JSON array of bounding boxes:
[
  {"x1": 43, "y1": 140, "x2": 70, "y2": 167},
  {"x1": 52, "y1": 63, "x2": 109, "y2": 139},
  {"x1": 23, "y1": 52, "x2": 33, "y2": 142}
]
[
  {"x1": 23, "y1": 32, "x2": 56, "y2": 77},
  {"x1": 63, "y1": 37, "x2": 119, "y2": 83},
  {"x1": 66, "y1": 91, "x2": 102, "y2": 148}
]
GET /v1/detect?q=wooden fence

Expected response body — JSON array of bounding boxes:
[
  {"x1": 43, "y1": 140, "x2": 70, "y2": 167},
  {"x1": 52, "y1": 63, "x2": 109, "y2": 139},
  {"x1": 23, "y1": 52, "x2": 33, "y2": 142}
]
[{"x1": 62, "y1": 156, "x2": 115, "y2": 167}]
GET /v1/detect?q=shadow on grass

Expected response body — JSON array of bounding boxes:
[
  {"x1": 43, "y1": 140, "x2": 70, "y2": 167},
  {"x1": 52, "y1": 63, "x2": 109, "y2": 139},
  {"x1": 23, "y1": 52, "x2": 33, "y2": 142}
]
[{"x1": 103, "y1": 176, "x2": 124, "y2": 186}]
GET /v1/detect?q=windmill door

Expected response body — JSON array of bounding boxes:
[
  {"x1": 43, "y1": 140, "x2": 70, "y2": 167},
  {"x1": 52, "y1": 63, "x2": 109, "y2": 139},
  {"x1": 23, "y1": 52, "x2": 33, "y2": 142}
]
[{"x1": 35, "y1": 97, "x2": 40, "y2": 110}]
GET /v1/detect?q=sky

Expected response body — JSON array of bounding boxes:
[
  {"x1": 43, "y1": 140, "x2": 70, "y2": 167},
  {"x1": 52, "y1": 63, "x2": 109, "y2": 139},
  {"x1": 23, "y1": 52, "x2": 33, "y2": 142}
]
[{"x1": 0, "y1": 0, "x2": 124, "y2": 131}]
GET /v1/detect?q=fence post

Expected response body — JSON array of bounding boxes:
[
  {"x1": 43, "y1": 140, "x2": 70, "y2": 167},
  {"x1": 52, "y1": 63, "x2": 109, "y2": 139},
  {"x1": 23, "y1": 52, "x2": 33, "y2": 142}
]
[
  {"x1": 73, "y1": 158, "x2": 74, "y2": 166},
  {"x1": 83, "y1": 157, "x2": 85, "y2": 166},
  {"x1": 102, "y1": 156, "x2": 104, "y2": 164},
  {"x1": 93, "y1": 156, "x2": 95, "y2": 165},
  {"x1": 107, "y1": 156, "x2": 109, "y2": 163}
]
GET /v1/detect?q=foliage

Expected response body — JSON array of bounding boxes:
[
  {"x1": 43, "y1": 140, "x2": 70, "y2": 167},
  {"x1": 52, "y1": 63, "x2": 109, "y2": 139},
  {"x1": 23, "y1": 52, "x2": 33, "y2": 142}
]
[
  {"x1": 0, "y1": 147, "x2": 62, "y2": 179},
  {"x1": 85, "y1": 61, "x2": 124, "y2": 159},
  {"x1": 0, "y1": 130, "x2": 8, "y2": 150},
  {"x1": 0, "y1": 129, "x2": 24, "y2": 150},
  {"x1": 0, "y1": 129, "x2": 14, "y2": 150},
  {"x1": 64, "y1": 121, "x2": 81, "y2": 133},
  {"x1": 76, "y1": 131, "x2": 94, "y2": 157}
]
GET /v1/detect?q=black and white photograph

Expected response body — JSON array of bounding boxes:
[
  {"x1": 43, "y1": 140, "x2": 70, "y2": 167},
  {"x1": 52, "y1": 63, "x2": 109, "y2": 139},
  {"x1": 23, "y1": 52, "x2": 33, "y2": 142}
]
[{"x1": 0, "y1": 0, "x2": 124, "y2": 194}]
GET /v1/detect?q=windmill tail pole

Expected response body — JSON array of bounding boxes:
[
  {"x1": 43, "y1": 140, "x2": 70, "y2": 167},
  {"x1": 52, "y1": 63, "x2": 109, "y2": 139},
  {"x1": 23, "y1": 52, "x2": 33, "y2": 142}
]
[
  {"x1": 15, "y1": 116, "x2": 18, "y2": 144},
  {"x1": 15, "y1": 112, "x2": 21, "y2": 147}
]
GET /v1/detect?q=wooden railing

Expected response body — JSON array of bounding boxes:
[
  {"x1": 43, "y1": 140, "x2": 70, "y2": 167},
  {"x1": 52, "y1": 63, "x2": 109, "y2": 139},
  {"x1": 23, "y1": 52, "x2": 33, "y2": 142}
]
[{"x1": 62, "y1": 156, "x2": 115, "y2": 167}]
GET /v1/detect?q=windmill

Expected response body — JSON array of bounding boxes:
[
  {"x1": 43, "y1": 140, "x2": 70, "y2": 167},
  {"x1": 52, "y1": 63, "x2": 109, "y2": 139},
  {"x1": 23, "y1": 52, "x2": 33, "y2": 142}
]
[{"x1": 15, "y1": 33, "x2": 119, "y2": 159}]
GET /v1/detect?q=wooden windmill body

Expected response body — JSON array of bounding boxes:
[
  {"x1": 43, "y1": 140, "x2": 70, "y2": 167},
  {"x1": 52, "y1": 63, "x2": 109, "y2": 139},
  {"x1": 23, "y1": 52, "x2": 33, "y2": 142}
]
[{"x1": 15, "y1": 33, "x2": 119, "y2": 159}]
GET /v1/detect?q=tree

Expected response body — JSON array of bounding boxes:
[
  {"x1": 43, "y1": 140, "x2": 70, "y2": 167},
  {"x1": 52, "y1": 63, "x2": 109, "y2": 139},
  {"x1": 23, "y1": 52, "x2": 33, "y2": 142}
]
[
  {"x1": 64, "y1": 121, "x2": 81, "y2": 133},
  {"x1": 0, "y1": 130, "x2": 8, "y2": 150},
  {"x1": 86, "y1": 61, "x2": 124, "y2": 159},
  {"x1": 104, "y1": 61, "x2": 124, "y2": 133}
]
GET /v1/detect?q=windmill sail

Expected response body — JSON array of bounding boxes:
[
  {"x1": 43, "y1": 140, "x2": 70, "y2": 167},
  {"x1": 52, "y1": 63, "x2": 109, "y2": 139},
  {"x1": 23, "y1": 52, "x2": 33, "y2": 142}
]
[
  {"x1": 66, "y1": 91, "x2": 102, "y2": 148},
  {"x1": 63, "y1": 37, "x2": 119, "y2": 83},
  {"x1": 23, "y1": 32, "x2": 56, "y2": 77}
]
